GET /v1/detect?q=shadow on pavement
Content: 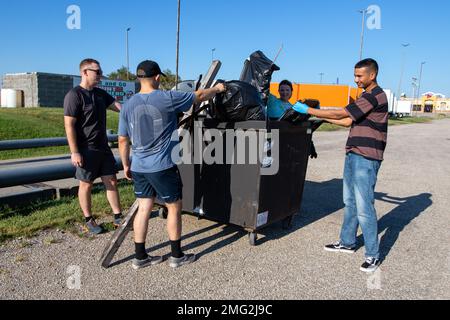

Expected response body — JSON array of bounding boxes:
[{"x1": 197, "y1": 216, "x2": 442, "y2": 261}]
[
  {"x1": 106, "y1": 179, "x2": 432, "y2": 268},
  {"x1": 356, "y1": 192, "x2": 433, "y2": 259}
]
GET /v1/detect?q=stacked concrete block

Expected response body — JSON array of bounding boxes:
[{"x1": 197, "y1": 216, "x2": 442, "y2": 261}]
[
  {"x1": 37, "y1": 73, "x2": 73, "y2": 108},
  {"x1": 2, "y1": 72, "x2": 75, "y2": 108},
  {"x1": 2, "y1": 73, "x2": 38, "y2": 107}
]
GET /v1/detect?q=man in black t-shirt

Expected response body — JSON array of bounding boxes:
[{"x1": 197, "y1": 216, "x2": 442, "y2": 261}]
[{"x1": 64, "y1": 58, "x2": 123, "y2": 234}]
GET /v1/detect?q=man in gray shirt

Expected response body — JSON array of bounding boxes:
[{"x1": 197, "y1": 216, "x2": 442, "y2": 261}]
[{"x1": 119, "y1": 60, "x2": 226, "y2": 269}]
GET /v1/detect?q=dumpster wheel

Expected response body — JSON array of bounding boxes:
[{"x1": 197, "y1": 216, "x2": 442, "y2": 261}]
[
  {"x1": 282, "y1": 215, "x2": 294, "y2": 230},
  {"x1": 248, "y1": 232, "x2": 258, "y2": 246},
  {"x1": 158, "y1": 207, "x2": 168, "y2": 219}
]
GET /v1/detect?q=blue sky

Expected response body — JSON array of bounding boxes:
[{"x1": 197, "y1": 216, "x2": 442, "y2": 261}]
[{"x1": 1, "y1": 0, "x2": 449, "y2": 96}]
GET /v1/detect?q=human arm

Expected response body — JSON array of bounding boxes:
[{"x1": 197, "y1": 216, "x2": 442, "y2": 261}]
[
  {"x1": 118, "y1": 136, "x2": 132, "y2": 180},
  {"x1": 293, "y1": 93, "x2": 377, "y2": 123},
  {"x1": 322, "y1": 117, "x2": 353, "y2": 128},
  {"x1": 108, "y1": 101, "x2": 122, "y2": 112},
  {"x1": 117, "y1": 108, "x2": 132, "y2": 180},
  {"x1": 194, "y1": 83, "x2": 226, "y2": 104},
  {"x1": 298, "y1": 104, "x2": 349, "y2": 120},
  {"x1": 64, "y1": 116, "x2": 83, "y2": 167}
]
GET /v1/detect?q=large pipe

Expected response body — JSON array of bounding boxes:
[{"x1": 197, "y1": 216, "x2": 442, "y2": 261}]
[
  {"x1": 0, "y1": 156, "x2": 123, "y2": 188},
  {"x1": 0, "y1": 135, "x2": 118, "y2": 151}
]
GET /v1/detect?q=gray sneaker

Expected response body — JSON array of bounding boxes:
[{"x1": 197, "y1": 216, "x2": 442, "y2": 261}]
[
  {"x1": 132, "y1": 255, "x2": 163, "y2": 270},
  {"x1": 85, "y1": 219, "x2": 103, "y2": 235},
  {"x1": 168, "y1": 253, "x2": 196, "y2": 268},
  {"x1": 113, "y1": 215, "x2": 123, "y2": 228}
]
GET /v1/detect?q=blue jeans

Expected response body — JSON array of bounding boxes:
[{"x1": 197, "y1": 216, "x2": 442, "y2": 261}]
[{"x1": 340, "y1": 152, "x2": 381, "y2": 259}]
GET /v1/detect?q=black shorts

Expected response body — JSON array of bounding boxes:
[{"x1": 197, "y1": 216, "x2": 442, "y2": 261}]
[
  {"x1": 131, "y1": 166, "x2": 183, "y2": 203},
  {"x1": 75, "y1": 149, "x2": 118, "y2": 182}
]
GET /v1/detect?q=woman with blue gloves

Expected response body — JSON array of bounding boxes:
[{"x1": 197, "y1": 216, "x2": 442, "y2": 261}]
[{"x1": 266, "y1": 80, "x2": 295, "y2": 119}]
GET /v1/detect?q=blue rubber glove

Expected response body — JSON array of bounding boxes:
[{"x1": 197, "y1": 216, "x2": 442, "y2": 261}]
[{"x1": 292, "y1": 102, "x2": 310, "y2": 114}]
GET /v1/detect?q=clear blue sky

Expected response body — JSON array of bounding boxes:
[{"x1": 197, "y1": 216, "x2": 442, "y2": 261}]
[{"x1": 1, "y1": 0, "x2": 449, "y2": 96}]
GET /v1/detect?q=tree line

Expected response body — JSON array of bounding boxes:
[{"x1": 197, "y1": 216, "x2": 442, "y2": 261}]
[{"x1": 107, "y1": 67, "x2": 181, "y2": 90}]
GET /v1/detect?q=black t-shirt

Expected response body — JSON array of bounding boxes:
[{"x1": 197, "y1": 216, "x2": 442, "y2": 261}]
[{"x1": 64, "y1": 86, "x2": 115, "y2": 150}]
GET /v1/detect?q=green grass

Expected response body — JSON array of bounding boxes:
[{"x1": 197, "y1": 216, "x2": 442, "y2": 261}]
[
  {"x1": 0, "y1": 180, "x2": 136, "y2": 244},
  {"x1": 0, "y1": 107, "x2": 119, "y2": 160},
  {"x1": 388, "y1": 115, "x2": 445, "y2": 126}
]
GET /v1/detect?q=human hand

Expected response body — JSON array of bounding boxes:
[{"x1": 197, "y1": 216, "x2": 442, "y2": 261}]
[
  {"x1": 123, "y1": 166, "x2": 133, "y2": 181},
  {"x1": 303, "y1": 99, "x2": 320, "y2": 109},
  {"x1": 71, "y1": 152, "x2": 83, "y2": 167},
  {"x1": 292, "y1": 102, "x2": 310, "y2": 114},
  {"x1": 214, "y1": 83, "x2": 227, "y2": 94}
]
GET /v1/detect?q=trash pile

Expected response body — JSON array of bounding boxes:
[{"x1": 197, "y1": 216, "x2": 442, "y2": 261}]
[{"x1": 176, "y1": 50, "x2": 317, "y2": 125}]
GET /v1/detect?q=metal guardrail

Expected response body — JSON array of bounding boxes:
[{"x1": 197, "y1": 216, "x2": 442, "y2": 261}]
[
  {"x1": 0, "y1": 156, "x2": 123, "y2": 189},
  {"x1": 0, "y1": 133, "x2": 122, "y2": 189},
  {"x1": 0, "y1": 135, "x2": 118, "y2": 151}
]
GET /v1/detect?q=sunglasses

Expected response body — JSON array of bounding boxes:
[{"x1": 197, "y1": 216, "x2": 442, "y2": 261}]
[{"x1": 85, "y1": 68, "x2": 103, "y2": 76}]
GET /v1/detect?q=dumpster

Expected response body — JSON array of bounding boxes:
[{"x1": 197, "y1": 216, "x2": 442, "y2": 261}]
[{"x1": 157, "y1": 118, "x2": 322, "y2": 245}]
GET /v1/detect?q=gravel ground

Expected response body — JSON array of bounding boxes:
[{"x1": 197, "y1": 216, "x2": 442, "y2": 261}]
[{"x1": 1, "y1": 119, "x2": 449, "y2": 300}]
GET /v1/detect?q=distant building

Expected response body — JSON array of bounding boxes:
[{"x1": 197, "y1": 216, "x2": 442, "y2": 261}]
[
  {"x1": 404, "y1": 92, "x2": 450, "y2": 113},
  {"x1": 1, "y1": 72, "x2": 137, "y2": 108}
]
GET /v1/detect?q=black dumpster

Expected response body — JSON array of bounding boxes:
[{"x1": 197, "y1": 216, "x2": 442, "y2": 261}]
[{"x1": 157, "y1": 118, "x2": 321, "y2": 245}]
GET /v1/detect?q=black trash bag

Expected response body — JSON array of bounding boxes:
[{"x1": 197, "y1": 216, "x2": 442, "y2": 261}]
[
  {"x1": 278, "y1": 108, "x2": 311, "y2": 124},
  {"x1": 239, "y1": 51, "x2": 280, "y2": 105},
  {"x1": 309, "y1": 140, "x2": 318, "y2": 159},
  {"x1": 213, "y1": 80, "x2": 266, "y2": 121}
]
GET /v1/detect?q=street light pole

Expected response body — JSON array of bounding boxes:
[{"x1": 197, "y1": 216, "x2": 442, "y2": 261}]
[
  {"x1": 397, "y1": 43, "x2": 410, "y2": 100},
  {"x1": 358, "y1": 9, "x2": 367, "y2": 61},
  {"x1": 411, "y1": 77, "x2": 418, "y2": 116},
  {"x1": 411, "y1": 77, "x2": 418, "y2": 100},
  {"x1": 175, "y1": 0, "x2": 181, "y2": 90},
  {"x1": 417, "y1": 61, "x2": 426, "y2": 111},
  {"x1": 126, "y1": 27, "x2": 131, "y2": 81},
  {"x1": 356, "y1": 9, "x2": 367, "y2": 98}
]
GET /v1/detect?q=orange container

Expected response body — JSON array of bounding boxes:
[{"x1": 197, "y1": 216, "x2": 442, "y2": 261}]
[{"x1": 270, "y1": 83, "x2": 359, "y2": 108}]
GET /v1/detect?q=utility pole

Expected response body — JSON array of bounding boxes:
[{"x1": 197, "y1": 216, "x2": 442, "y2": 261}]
[
  {"x1": 417, "y1": 61, "x2": 426, "y2": 112},
  {"x1": 358, "y1": 9, "x2": 367, "y2": 61},
  {"x1": 319, "y1": 73, "x2": 324, "y2": 84},
  {"x1": 356, "y1": 9, "x2": 367, "y2": 98},
  {"x1": 126, "y1": 27, "x2": 131, "y2": 80},
  {"x1": 411, "y1": 77, "x2": 418, "y2": 116},
  {"x1": 175, "y1": 0, "x2": 181, "y2": 90},
  {"x1": 397, "y1": 43, "x2": 410, "y2": 99},
  {"x1": 211, "y1": 48, "x2": 216, "y2": 62},
  {"x1": 411, "y1": 77, "x2": 418, "y2": 100}
]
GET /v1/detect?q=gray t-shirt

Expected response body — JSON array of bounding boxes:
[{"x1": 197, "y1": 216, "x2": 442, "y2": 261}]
[{"x1": 118, "y1": 90, "x2": 195, "y2": 173}]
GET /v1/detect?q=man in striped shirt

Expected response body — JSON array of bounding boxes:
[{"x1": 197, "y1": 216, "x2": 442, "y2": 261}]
[{"x1": 293, "y1": 58, "x2": 387, "y2": 273}]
